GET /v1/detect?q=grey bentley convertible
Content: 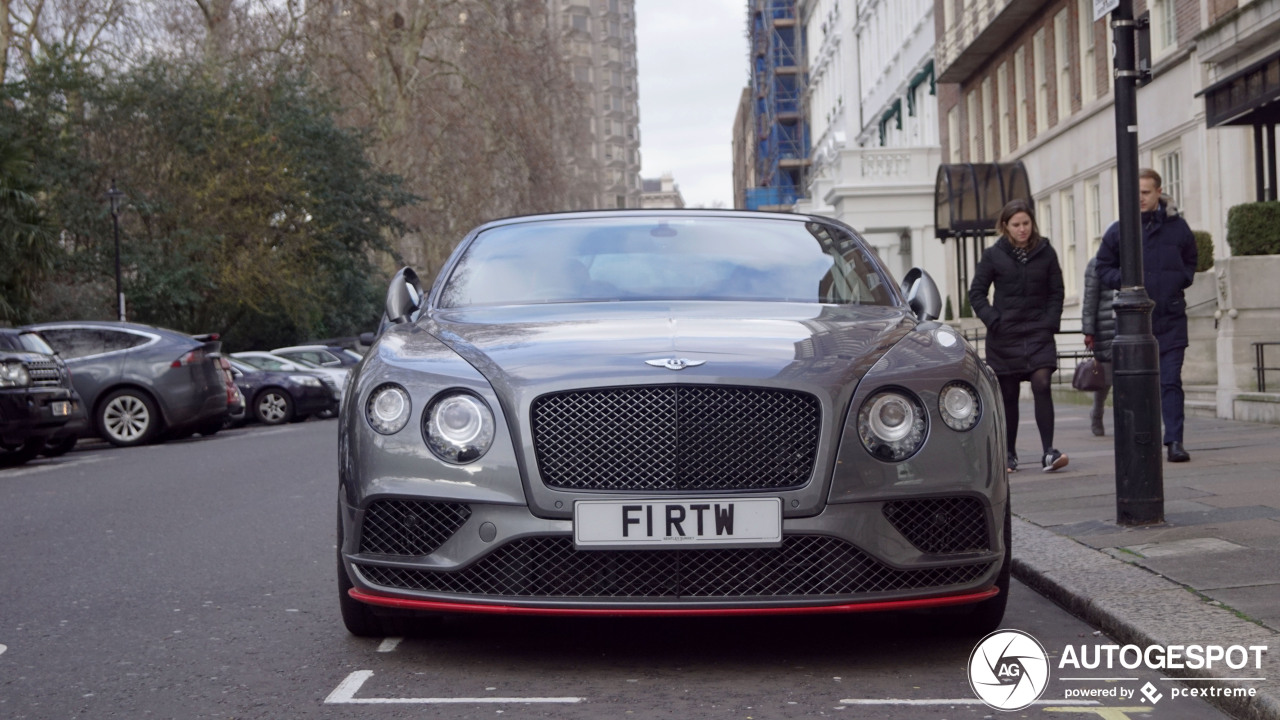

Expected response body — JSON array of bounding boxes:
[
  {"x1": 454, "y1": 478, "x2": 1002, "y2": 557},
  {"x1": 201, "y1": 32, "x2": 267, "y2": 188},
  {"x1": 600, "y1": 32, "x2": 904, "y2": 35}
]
[{"x1": 337, "y1": 209, "x2": 1009, "y2": 636}]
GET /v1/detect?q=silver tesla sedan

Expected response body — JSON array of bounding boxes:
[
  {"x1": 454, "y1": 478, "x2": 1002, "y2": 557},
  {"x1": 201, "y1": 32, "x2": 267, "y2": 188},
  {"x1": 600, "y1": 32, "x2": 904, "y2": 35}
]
[{"x1": 337, "y1": 210, "x2": 1008, "y2": 636}]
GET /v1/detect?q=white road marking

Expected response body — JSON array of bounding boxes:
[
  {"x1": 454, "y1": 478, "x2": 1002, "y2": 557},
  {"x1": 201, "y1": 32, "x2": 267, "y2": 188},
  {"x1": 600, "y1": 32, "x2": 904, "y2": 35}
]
[
  {"x1": 839, "y1": 699, "x2": 1101, "y2": 706},
  {"x1": 376, "y1": 638, "x2": 402, "y2": 652},
  {"x1": 324, "y1": 671, "x2": 584, "y2": 704},
  {"x1": 0, "y1": 643, "x2": 6, "y2": 656}
]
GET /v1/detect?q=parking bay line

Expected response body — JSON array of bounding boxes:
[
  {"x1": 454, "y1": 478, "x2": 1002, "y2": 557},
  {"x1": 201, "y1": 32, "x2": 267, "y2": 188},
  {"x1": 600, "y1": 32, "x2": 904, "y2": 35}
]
[{"x1": 324, "y1": 671, "x2": 584, "y2": 704}]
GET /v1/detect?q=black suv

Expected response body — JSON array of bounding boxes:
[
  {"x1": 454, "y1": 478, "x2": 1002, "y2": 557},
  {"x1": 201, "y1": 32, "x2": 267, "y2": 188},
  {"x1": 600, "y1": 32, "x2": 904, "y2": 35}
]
[{"x1": 0, "y1": 329, "x2": 79, "y2": 466}]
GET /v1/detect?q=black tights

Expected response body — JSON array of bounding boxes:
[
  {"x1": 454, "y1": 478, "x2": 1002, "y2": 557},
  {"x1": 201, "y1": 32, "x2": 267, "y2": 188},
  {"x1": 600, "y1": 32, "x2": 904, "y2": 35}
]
[{"x1": 999, "y1": 368, "x2": 1055, "y2": 458}]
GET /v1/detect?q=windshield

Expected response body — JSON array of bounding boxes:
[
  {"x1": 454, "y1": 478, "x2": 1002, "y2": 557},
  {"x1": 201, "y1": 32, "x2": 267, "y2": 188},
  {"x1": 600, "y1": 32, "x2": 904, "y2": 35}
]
[
  {"x1": 437, "y1": 216, "x2": 896, "y2": 308},
  {"x1": 19, "y1": 332, "x2": 56, "y2": 355}
]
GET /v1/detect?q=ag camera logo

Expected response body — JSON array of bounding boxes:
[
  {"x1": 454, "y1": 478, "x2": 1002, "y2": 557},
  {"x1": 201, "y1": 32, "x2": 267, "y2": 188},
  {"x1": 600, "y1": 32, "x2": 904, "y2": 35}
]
[{"x1": 969, "y1": 629, "x2": 1050, "y2": 711}]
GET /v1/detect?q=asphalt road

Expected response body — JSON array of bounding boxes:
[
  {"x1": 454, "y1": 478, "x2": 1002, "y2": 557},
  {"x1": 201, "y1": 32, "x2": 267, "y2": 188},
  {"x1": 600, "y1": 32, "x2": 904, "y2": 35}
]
[{"x1": 0, "y1": 422, "x2": 1234, "y2": 719}]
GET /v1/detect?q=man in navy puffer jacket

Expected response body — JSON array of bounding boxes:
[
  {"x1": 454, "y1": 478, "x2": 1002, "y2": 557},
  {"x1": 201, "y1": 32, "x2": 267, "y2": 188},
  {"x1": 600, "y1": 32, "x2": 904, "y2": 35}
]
[{"x1": 1095, "y1": 168, "x2": 1198, "y2": 462}]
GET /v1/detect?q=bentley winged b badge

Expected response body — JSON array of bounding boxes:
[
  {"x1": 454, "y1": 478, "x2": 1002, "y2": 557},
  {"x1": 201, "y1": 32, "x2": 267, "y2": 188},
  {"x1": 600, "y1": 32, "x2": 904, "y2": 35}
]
[{"x1": 645, "y1": 357, "x2": 706, "y2": 371}]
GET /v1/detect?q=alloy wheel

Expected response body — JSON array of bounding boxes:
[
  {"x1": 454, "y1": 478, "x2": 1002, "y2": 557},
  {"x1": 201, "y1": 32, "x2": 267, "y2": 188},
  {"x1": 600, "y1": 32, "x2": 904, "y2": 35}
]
[{"x1": 103, "y1": 395, "x2": 151, "y2": 443}]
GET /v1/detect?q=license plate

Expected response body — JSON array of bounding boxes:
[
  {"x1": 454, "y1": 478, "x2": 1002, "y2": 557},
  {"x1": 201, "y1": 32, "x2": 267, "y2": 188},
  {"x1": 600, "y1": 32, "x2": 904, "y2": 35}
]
[
  {"x1": 574, "y1": 498, "x2": 782, "y2": 549},
  {"x1": 52, "y1": 401, "x2": 71, "y2": 417}
]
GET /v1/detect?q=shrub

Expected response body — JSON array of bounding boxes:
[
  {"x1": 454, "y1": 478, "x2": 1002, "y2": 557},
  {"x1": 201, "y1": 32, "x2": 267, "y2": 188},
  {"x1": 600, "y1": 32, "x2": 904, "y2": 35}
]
[
  {"x1": 1192, "y1": 231, "x2": 1214, "y2": 272},
  {"x1": 1226, "y1": 202, "x2": 1280, "y2": 256}
]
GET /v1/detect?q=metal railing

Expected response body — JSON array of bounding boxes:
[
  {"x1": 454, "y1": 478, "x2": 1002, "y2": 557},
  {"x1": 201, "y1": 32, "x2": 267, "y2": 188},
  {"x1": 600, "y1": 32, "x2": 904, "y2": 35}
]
[{"x1": 1254, "y1": 342, "x2": 1280, "y2": 392}]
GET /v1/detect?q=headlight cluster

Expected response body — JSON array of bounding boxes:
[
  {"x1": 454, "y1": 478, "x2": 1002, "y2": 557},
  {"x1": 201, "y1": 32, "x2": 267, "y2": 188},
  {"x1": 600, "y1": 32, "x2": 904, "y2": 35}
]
[
  {"x1": 364, "y1": 384, "x2": 495, "y2": 464},
  {"x1": 857, "y1": 382, "x2": 982, "y2": 462},
  {"x1": 0, "y1": 361, "x2": 31, "y2": 388},
  {"x1": 858, "y1": 390, "x2": 927, "y2": 461}
]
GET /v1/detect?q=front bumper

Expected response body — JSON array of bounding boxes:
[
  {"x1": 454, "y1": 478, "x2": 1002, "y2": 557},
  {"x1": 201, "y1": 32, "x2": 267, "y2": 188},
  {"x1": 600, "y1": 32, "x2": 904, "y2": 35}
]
[
  {"x1": 340, "y1": 496, "x2": 1006, "y2": 613},
  {"x1": 0, "y1": 387, "x2": 74, "y2": 446}
]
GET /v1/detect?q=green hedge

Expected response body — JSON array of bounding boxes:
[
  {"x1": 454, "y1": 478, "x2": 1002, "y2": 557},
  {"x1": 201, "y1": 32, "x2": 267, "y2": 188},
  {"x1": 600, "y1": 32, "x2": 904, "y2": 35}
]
[
  {"x1": 1193, "y1": 231, "x2": 1213, "y2": 272},
  {"x1": 1226, "y1": 202, "x2": 1280, "y2": 256}
]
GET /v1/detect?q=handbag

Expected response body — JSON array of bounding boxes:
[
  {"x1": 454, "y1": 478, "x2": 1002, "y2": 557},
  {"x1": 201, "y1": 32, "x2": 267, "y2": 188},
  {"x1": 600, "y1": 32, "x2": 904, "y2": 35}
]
[{"x1": 1071, "y1": 356, "x2": 1106, "y2": 392}]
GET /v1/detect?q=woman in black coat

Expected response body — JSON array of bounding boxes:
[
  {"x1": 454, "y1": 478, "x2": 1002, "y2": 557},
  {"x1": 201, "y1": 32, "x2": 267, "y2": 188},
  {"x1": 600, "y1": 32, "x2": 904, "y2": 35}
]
[{"x1": 968, "y1": 199, "x2": 1067, "y2": 473}]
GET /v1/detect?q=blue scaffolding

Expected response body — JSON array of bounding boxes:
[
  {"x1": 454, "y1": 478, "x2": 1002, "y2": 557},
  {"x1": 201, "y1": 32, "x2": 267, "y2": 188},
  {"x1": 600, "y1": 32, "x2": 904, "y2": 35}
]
[{"x1": 745, "y1": 0, "x2": 809, "y2": 211}]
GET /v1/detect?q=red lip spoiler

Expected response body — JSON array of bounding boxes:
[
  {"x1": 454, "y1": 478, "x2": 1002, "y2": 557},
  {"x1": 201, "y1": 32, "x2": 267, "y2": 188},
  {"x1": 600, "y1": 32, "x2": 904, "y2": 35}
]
[{"x1": 348, "y1": 587, "x2": 999, "y2": 617}]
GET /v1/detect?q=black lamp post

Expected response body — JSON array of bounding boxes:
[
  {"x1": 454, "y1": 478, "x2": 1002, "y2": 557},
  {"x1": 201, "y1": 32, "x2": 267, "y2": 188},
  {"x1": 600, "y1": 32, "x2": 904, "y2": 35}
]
[
  {"x1": 1109, "y1": 0, "x2": 1164, "y2": 526},
  {"x1": 106, "y1": 180, "x2": 125, "y2": 322}
]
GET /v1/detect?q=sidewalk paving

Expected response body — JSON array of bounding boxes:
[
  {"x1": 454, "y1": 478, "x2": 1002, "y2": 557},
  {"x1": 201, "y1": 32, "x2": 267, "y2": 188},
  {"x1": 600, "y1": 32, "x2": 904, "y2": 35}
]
[{"x1": 1009, "y1": 397, "x2": 1280, "y2": 720}]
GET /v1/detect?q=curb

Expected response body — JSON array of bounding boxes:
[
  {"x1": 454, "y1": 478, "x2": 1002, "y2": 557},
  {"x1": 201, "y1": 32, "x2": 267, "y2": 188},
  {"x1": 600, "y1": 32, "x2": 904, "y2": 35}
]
[{"x1": 1011, "y1": 516, "x2": 1280, "y2": 720}]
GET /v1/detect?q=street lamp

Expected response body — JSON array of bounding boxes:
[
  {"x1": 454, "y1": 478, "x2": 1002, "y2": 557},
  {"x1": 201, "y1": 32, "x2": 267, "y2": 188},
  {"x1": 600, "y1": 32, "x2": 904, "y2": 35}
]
[{"x1": 106, "y1": 180, "x2": 125, "y2": 322}]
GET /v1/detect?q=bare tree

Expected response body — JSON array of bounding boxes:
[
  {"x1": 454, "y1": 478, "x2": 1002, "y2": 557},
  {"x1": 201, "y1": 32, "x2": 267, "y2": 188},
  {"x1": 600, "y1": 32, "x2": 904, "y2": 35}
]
[{"x1": 2, "y1": 0, "x2": 142, "y2": 82}]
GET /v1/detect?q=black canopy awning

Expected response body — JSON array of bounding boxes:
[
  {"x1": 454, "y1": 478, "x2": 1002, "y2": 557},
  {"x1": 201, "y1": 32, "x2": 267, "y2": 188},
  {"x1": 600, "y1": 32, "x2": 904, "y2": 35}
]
[
  {"x1": 934, "y1": 162, "x2": 1032, "y2": 239},
  {"x1": 1198, "y1": 49, "x2": 1280, "y2": 128}
]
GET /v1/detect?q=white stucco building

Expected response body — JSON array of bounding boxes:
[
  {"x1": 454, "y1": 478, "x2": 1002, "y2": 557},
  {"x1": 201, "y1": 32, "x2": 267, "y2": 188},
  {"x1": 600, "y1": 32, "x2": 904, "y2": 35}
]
[{"x1": 796, "y1": 0, "x2": 948, "y2": 303}]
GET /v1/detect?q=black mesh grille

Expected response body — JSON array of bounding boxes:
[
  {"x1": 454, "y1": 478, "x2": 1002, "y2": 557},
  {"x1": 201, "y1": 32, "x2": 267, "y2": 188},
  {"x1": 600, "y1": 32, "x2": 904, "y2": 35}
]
[
  {"x1": 359, "y1": 500, "x2": 472, "y2": 556},
  {"x1": 355, "y1": 535, "x2": 990, "y2": 598},
  {"x1": 24, "y1": 360, "x2": 61, "y2": 387},
  {"x1": 882, "y1": 497, "x2": 990, "y2": 554},
  {"x1": 532, "y1": 385, "x2": 821, "y2": 491}
]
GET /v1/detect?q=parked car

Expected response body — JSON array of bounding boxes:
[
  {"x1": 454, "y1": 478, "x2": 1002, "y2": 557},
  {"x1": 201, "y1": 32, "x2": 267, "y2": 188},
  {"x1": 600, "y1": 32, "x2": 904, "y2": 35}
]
[
  {"x1": 0, "y1": 328, "x2": 88, "y2": 457},
  {"x1": 227, "y1": 358, "x2": 337, "y2": 425},
  {"x1": 272, "y1": 344, "x2": 362, "y2": 368},
  {"x1": 336, "y1": 209, "x2": 1008, "y2": 637},
  {"x1": 24, "y1": 321, "x2": 229, "y2": 447},
  {"x1": 231, "y1": 351, "x2": 346, "y2": 407},
  {"x1": 0, "y1": 335, "x2": 76, "y2": 466},
  {"x1": 215, "y1": 355, "x2": 245, "y2": 430}
]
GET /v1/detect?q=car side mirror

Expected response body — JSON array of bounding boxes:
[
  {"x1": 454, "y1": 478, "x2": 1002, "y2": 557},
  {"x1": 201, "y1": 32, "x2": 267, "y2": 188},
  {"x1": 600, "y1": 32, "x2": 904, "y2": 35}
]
[
  {"x1": 384, "y1": 267, "x2": 424, "y2": 326},
  {"x1": 900, "y1": 268, "x2": 942, "y2": 322},
  {"x1": 358, "y1": 332, "x2": 375, "y2": 346}
]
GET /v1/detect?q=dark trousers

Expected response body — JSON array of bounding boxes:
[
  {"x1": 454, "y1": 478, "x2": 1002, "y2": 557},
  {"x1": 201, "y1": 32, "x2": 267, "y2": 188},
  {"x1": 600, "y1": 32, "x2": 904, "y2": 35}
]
[{"x1": 1159, "y1": 344, "x2": 1186, "y2": 445}]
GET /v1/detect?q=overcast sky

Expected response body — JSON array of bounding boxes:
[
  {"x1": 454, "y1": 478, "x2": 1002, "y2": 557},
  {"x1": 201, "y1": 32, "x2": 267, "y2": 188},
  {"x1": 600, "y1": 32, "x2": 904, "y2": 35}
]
[{"x1": 636, "y1": 0, "x2": 747, "y2": 209}]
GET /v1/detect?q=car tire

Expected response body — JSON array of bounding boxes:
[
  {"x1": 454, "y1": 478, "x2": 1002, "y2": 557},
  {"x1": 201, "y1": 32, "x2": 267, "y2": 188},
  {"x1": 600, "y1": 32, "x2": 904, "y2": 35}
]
[
  {"x1": 254, "y1": 389, "x2": 293, "y2": 425},
  {"x1": 316, "y1": 408, "x2": 337, "y2": 420},
  {"x1": 40, "y1": 435, "x2": 78, "y2": 458},
  {"x1": 1, "y1": 438, "x2": 46, "y2": 467},
  {"x1": 98, "y1": 389, "x2": 160, "y2": 447}
]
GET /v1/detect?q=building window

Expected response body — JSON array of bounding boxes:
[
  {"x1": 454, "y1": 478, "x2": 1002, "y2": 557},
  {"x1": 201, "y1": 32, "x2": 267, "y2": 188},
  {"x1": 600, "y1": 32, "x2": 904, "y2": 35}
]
[
  {"x1": 571, "y1": 14, "x2": 588, "y2": 32},
  {"x1": 1014, "y1": 46, "x2": 1027, "y2": 148},
  {"x1": 616, "y1": 194, "x2": 627, "y2": 208},
  {"x1": 1041, "y1": 199, "x2": 1054, "y2": 258},
  {"x1": 1060, "y1": 190, "x2": 1077, "y2": 297},
  {"x1": 1158, "y1": 146, "x2": 1183, "y2": 210},
  {"x1": 1152, "y1": 0, "x2": 1176, "y2": 56},
  {"x1": 997, "y1": 62, "x2": 1010, "y2": 158},
  {"x1": 967, "y1": 90, "x2": 980, "y2": 162},
  {"x1": 1078, "y1": 0, "x2": 1096, "y2": 103},
  {"x1": 1086, "y1": 179, "x2": 1103, "y2": 257},
  {"x1": 981, "y1": 78, "x2": 994, "y2": 161},
  {"x1": 1033, "y1": 28, "x2": 1048, "y2": 135},
  {"x1": 1054, "y1": 9, "x2": 1071, "y2": 123},
  {"x1": 948, "y1": 106, "x2": 961, "y2": 163},
  {"x1": 1105, "y1": 20, "x2": 1115, "y2": 94}
]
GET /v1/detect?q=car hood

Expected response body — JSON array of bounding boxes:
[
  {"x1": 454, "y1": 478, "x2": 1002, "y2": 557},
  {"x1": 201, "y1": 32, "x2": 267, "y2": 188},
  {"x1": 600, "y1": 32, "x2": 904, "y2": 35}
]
[{"x1": 424, "y1": 301, "x2": 914, "y2": 398}]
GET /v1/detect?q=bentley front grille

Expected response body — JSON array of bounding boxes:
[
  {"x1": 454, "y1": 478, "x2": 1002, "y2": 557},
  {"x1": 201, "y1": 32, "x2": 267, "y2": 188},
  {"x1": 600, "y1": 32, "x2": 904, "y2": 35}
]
[
  {"x1": 882, "y1": 497, "x2": 990, "y2": 554},
  {"x1": 355, "y1": 535, "x2": 991, "y2": 598},
  {"x1": 531, "y1": 385, "x2": 821, "y2": 491},
  {"x1": 359, "y1": 499, "x2": 472, "y2": 556}
]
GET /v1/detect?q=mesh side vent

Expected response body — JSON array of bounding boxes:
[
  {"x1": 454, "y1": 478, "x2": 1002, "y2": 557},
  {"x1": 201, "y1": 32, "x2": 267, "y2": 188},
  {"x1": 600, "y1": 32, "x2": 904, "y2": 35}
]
[
  {"x1": 357, "y1": 535, "x2": 990, "y2": 598},
  {"x1": 532, "y1": 385, "x2": 821, "y2": 491},
  {"x1": 359, "y1": 500, "x2": 472, "y2": 556},
  {"x1": 882, "y1": 497, "x2": 989, "y2": 554}
]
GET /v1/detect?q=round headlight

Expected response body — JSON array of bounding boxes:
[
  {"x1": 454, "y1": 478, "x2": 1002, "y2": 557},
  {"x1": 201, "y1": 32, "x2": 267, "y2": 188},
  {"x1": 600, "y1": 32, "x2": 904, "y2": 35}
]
[
  {"x1": 423, "y1": 392, "x2": 495, "y2": 463},
  {"x1": 366, "y1": 384, "x2": 411, "y2": 435},
  {"x1": 939, "y1": 382, "x2": 981, "y2": 431},
  {"x1": 858, "y1": 390, "x2": 927, "y2": 461}
]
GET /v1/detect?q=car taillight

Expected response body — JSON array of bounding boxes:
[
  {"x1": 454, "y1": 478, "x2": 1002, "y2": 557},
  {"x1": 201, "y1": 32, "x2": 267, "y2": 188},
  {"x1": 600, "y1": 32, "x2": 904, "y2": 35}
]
[{"x1": 172, "y1": 349, "x2": 205, "y2": 367}]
